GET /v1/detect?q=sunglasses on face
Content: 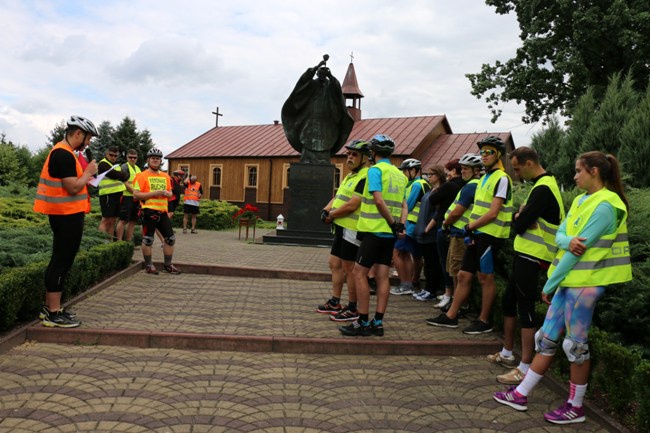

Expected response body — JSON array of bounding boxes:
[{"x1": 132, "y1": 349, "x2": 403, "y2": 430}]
[
  {"x1": 480, "y1": 150, "x2": 497, "y2": 156},
  {"x1": 127, "y1": 156, "x2": 137, "y2": 159},
  {"x1": 108, "y1": 153, "x2": 118, "y2": 157}
]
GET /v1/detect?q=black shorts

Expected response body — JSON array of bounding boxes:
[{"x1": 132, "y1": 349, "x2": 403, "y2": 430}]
[
  {"x1": 460, "y1": 233, "x2": 504, "y2": 275},
  {"x1": 184, "y1": 204, "x2": 200, "y2": 215},
  {"x1": 502, "y1": 254, "x2": 546, "y2": 328},
  {"x1": 330, "y1": 225, "x2": 360, "y2": 262},
  {"x1": 168, "y1": 199, "x2": 180, "y2": 213},
  {"x1": 356, "y1": 233, "x2": 396, "y2": 268},
  {"x1": 118, "y1": 196, "x2": 140, "y2": 222},
  {"x1": 141, "y1": 208, "x2": 174, "y2": 240},
  {"x1": 99, "y1": 192, "x2": 123, "y2": 218}
]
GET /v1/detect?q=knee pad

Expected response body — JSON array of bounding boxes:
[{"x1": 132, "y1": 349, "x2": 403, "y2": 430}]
[
  {"x1": 164, "y1": 235, "x2": 176, "y2": 246},
  {"x1": 142, "y1": 235, "x2": 154, "y2": 247},
  {"x1": 534, "y1": 329, "x2": 558, "y2": 356},
  {"x1": 562, "y1": 337, "x2": 590, "y2": 364}
]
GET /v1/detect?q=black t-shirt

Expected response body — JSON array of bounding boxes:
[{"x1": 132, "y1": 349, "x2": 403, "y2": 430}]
[
  {"x1": 48, "y1": 149, "x2": 77, "y2": 179},
  {"x1": 513, "y1": 173, "x2": 562, "y2": 236},
  {"x1": 429, "y1": 176, "x2": 465, "y2": 223}
]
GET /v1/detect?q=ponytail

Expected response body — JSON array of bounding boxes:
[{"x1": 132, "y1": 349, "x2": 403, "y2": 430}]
[{"x1": 578, "y1": 151, "x2": 629, "y2": 211}]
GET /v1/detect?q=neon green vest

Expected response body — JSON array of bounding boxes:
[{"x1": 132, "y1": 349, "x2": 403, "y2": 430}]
[
  {"x1": 469, "y1": 169, "x2": 513, "y2": 238},
  {"x1": 548, "y1": 188, "x2": 632, "y2": 287},
  {"x1": 331, "y1": 167, "x2": 368, "y2": 231},
  {"x1": 513, "y1": 175, "x2": 565, "y2": 262},
  {"x1": 406, "y1": 178, "x2": 429, "y2": 223},
  {"x1": 98, "y1": 157, "x2": 126, "y2": 195},
  {"x1": 445, "y1": 178, "x2": 480, "y2": 230},
  {"x1": 122, "y1": 162, "x2": 141, "y2": 197},
  {"x1": 357, "y1": 161, "x2": 408, "y2": 235}
]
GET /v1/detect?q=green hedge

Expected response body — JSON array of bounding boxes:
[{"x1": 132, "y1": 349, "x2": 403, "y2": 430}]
[
  {"x1": 0, "y1": 241, "x2": 134, "y2": 331},
  {"x1": 170, "y1": 199, "x2": 240, "y2": 230}
]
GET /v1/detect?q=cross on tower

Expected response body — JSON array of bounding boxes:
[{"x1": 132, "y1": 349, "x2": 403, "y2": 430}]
[
  {"x1": 349, "y1": 51, "x2": 354, "y2": 63},
  {"x1": 212, "y1": 107, "x2": 223, "y2": 128}
]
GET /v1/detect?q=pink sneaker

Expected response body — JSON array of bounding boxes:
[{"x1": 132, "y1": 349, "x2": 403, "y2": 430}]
[
  {"x1": 493, "y1": 386, "x2": 528, "y2": 411},
  {"x1": 544, "y1": 401, "x2": 585, "y2": 424}
]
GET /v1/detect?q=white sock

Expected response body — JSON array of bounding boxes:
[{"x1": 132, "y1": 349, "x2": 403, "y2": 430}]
[
  {"x1": 570, "y1": 383, "x2": 588, "y2": 407},
  {"x1": 518, "y1": 362, "x2": 530, "y2": 374},
  {"x1": 500, "y1": 348, "x2": 513, "y2": 358},
  {"x1": 516, "y1": 368, "x2": 543, "y2": 396}
]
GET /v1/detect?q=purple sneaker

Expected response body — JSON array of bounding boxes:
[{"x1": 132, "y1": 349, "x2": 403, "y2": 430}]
[
  {"x1": 493, "y1": 386, "x2": 528, "y2": 411},
  {"x1": 544, "y1": 401, "x2": 585, "y2": 424}
]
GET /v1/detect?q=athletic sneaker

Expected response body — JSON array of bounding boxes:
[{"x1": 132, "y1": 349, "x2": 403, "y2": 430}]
[
  {"x1": 434, "y1": 294, "x2": 451, "y2": 309},
  {"x1": 329, "y1": 307, "x2": 359, "y2": 322},
  {"x1": 163, "y1": 264, "x2": 181, "y2": 275},
  {"x1": 316, "y1": 301, "x2": 342, "y2": 314},
  {"x1": 544, "y1": 402, "x2": 585, "y2": 424},
  {"x1": 497, "y1": 368, "x2": 526, "y2": 385},
  {"x1": 42, "y1": 310, "x2": 81, "y2": 328},
  {"x1": 425, "y1": 313, "x2": 458, "y2": 328},
  {"x1": 414, "y1": 290, "x2": 437, "y2": 301},
  {"x1": 463, "y1": 320, "x2": 493, "y2": 335},
  {"x1": 339, "y1": 320, "x2": 371, "y2": 336},
  {"x1": 390, "y1": 285, "x2": 413, "y2": 296},
  {"x1": 370, "y1": 319, "x2": 384, "y2": 336},
  {"x1": 145, "y1": 264, "x2": 159, "y2": 275},
  {"x1": 493, "y1": 386, "x2": 528, "y2": 411},
  {"x1": 39, "y1": 305, "x2": 76, "y2": 321},
  {"x1": 486, "y1": 352, "x2": 518, "y2": 368}
]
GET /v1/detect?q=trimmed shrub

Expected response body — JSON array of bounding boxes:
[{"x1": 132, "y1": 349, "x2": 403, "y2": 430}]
[{"x1": 170, "y1": 199, "x2": 239, "y2": 230}]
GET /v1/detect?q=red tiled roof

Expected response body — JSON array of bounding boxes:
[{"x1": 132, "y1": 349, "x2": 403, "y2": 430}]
[
  {"x1": 418, "y1": 132, "x2": 514, "y2": 169},
  {"x1": 167, "y1": 115, "x2": 451, "y2": 159}
]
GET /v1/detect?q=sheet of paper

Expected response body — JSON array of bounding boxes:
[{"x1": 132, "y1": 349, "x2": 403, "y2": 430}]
[{"x1": 88, "y1": 164, "x2": 119, "y2": 187}]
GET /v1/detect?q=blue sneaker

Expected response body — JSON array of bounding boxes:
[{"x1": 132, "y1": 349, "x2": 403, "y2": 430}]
[
  {"x1": 415, "y1": 291, "x2": 437, "y2": 301},
  {"x1": 370, "y1": 319, "x2": 384, "y2": 336}
]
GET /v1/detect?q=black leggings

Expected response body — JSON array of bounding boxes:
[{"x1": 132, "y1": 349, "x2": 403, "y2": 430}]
[
  {"x1": 502, "y1": 254, "x2": 543, "y2": 328},
  {"x1": 45, "y1": 213, "x2": 85, "y2": 293}
]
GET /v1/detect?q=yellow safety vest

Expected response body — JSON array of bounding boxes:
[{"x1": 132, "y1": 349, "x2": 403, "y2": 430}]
[
  {"x1": 357, "y1": 161, "x2": 408, "y2": 235},
  {"x1": 122, "y1": 162, "x2": 141, "y2": 197},
  {"x1": 445, "y1": 178, "x2": 480, "y2": 230},
  {"x1": 98, "y1": 157, "x2": 126, "y2": 195},
  {"x1": 549, "y1": 188, "x2": 632, "y2": 287},
  {"x1": 406, "y1": 178, "x2": 429, "y2": 223},
  {"x1": 513, "y1": 175, "x2": 565, "y2": 262},
  {"x1": 331, "y1": 167, "x2": 368, "y2": 231},
  {"x1": 469, "y1": 169, "x2": 513, "y2": 238}
]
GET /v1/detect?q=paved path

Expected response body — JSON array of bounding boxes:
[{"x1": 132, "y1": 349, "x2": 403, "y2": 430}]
[{"x1": 0, "y1": 229, "x2": 625, "y2": 432}]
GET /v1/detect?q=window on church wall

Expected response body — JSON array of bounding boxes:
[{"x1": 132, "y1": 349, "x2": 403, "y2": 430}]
[
  {"x1": 283, "y1": 164, "x2": 290, "y2": 188},
  {"x1": 211, "y1": 165, "x2": 222, "y2": 187},
  {"x1": 246, "y1": 165, "x2": 258, "y2": 187}
]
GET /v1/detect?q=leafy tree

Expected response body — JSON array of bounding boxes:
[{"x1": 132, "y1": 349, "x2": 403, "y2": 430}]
[
  {"x1": 0, "y1": 135, "x2": 30, "y2": 187},
  {"x1": 467, "y1": 0, "x2": 650, "y2": 124}
]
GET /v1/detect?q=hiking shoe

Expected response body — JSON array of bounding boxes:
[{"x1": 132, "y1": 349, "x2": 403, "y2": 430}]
[
  {"x1": 145, "y1": 264, "x2": 159, "y2": 275},
  {"x1": 497, "y1": 368, "x2": 525, "y2": 385},
  {"x1": 463, "y1": 320, "x2": 493, "y2": 335},
  {"x1": 434, "y1": 294, "x2": 451, "y2": 309},
  {"x1": 370, "y1": 319, "x2": 384, "y2": 336},
  {"x1": 42, "y1": 310, "x2": 81, "y2": 328},
  {"x1": 544, "y1": 402, "x2": 585, "y2": 424},
  {"x1": 486, "y1": 352, "x2": 518, "y2": 368},
  {"x1": 39, "y1": 305, "x2": 76, "y2": 321},
  {"x1": 390, "y1": 285, "x2": 413, "y2": 296},
  {"x1": 163, "y1": 264, "x2": 181, "y2": 275},
  {"x1": 330, "y1": 307, "x2": 359, "y2": 322},
  {"x1": 316, "y1": 301, "x2": 342, "y2": 314},
  {"x1": 426, "y1": 313, "x2": 458, "y2": 328},
  {"x1": 339, "y1": 320, "x2": 371, "y2": 336},
  {"x1": 493, "y1": 386, "x2": 528, "y2": 411}
]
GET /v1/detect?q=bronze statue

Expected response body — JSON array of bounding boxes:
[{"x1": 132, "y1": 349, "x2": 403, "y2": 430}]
[{"x1": 281, "y1": 55, "x2": 354, "y2": 164}]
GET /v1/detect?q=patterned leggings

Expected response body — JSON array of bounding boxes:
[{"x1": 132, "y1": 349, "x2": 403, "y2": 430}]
[{"x1": 540, "y1": 286, "x2": 605, "y2": 344}]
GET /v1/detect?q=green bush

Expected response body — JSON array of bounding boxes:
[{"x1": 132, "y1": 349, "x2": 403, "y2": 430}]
[
  {"x1": 170, "y1": 199, "x2": 239, "y2": 230},
  {"x1": 634, "y1": 361, "x2": 650, "y2": 431}
]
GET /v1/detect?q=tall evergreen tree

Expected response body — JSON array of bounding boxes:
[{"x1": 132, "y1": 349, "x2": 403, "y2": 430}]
[
  {"x1": 113, "y1": 117, "x2": 139, "y2": 165},
  {"x1": 88, "y1": 121, "x2": 115, "y2": 162},
  {"x1": 46, "y1": 120, "x2": 67, "y2": 148},
  {"x1": 619, "y1": 85, "x2": 650, "y2": 188},
  {"x1": 530, "y1": 116, "x2": 569, "y2": 186}
]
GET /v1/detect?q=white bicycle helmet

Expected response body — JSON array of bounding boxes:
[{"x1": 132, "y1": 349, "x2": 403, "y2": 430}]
[
  {"x1": 398, "y1": 158, "x2": 422, "y2": 170},
  {"x1": 147, "y1": 147, "x2": 163, "y2": 158},
  {"x1": 459, "y1": 153, "x2": 483, "y2": 167},
  {"x1": 67, "y1": 115, "x2": 99, "y2": 136}
]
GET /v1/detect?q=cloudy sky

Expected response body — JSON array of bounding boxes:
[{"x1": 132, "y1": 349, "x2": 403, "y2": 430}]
[{"x1": 0, "y1": 0, "x2": 542, "y2": 156}]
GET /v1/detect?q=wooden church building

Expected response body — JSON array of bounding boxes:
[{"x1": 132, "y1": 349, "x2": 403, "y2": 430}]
[{"x1": 167, "y1": 62, "x2": 514, "y2": 221}]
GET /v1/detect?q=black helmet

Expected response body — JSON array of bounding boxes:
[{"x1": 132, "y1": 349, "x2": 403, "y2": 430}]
[
  {"x1": 344, "y1": 139, "x2": 370, "y2": 155},
  {"x1": 147, "y1": 147, "x2": 163, "y2": 158},
  {"x1": 67, "y1": 115, "x2": 99, "y2": 137},
  {"x1": 398, "y1": 158, "x2": 421, "y2": 170},
  {"x1": 369, "y1": 134, "x2": 395, "y2": 155},
  {"x1": 477, "y1": 136, "x2": 506, "y2": 154}
]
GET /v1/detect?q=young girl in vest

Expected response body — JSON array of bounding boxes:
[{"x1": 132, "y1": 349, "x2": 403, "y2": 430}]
[{"x1": 493, "y1": 151, "x2": 632, "y2": 424}]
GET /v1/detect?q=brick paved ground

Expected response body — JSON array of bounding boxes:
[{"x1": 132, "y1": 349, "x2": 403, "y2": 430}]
[{"x1": 0, "y1": 229, "x2": 625, "y2": 432}]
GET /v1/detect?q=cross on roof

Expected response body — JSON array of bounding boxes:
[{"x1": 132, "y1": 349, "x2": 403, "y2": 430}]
[{"x1": 212, "y1": 107, "x2": 224, "y2": 128}]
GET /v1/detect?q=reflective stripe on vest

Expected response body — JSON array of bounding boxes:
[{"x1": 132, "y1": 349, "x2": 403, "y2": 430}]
[
  {"x1": 548, "y1": 188, "x2": 632, "y2": 287},
  {"x1": 98, "y1": 158, "x2": 126, "y2": 195},
  {"x1": 33, "y1": 142, "x2": 90, "y2": 215},
  {"x1": 184, "y1": 182, "x2": 201, "y2": 203},
  {"x1": 513, "y1": 175, "x2": 565, "y2": 261},
  {"x1": 469, "y1": 169, "x2": 513, "y2": 238},
  {"x1": 445, "y1": 178, "x2": 479, "y2": 230},
  {"x1": 407, "y1": 178, "x2": 429, "y2": 223},
  {"x1": 135, "y1": 170, "x2": 171, "y2": 212},
  {"x1": 122, "y1": 163, "x2": 141, "y2": 197},
  {"x1": 332, "y1": 167, "x2": 368, "y2": 231},
  {"x1": 357, "y1": 161, "x2": 408, "y2": 234}
]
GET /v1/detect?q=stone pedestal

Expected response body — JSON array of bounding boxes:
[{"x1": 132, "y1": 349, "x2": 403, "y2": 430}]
[{"x1": 263, "y1": 162, "x2": 334, "y2": 246}]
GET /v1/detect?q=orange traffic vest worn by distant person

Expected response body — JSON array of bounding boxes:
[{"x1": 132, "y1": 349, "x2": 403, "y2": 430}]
[
  {"x1": 33, "y1": 142, "x2": 90, "y2": 215},
  {"x1": 134, "y1": 170, "x2": 172, "y2": 212},
  {"x1": 184, "y1": 181, "x2": 201, "y2": 203}
]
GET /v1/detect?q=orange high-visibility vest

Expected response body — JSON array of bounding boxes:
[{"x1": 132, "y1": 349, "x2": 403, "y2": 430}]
[
  {"x1": 33, "y1": 142, "x2": 90, "y2": 215},
  {"x1": 184, "y1": 181, "x2": 201, "y2": 202},
  {"x1": 134, "y1": 170, "x2": 172, "y2": 212}
]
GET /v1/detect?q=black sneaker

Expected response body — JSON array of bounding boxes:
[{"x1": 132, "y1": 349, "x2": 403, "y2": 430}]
[
  {"x1": 329, "y1": 307, "x2": 359, "y2": 322},
  {"x1": 370, "y1": 319, "x2": 384, "y2": 336},
  {"x1": 316, "y1": 301, "x2": 342, "y2": 314},
  {"x1": 163, "y1": 264, "x2": 181, "y2": 275},
  {"x1": 338, "y1": 320, "x2": 371, "y2": 336},
  {"x1": 39, "y1": 305, "x2": 76, "y2": 320},
  {"x1": 462, "y1": 320, "x2": 493, "y2": 335},
  {"x1": 426, "y1": 313, "x2": 459, "y2": 328},
  {"x1": 42, "y1": 310, "x2": 80, "y2": 328}
]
